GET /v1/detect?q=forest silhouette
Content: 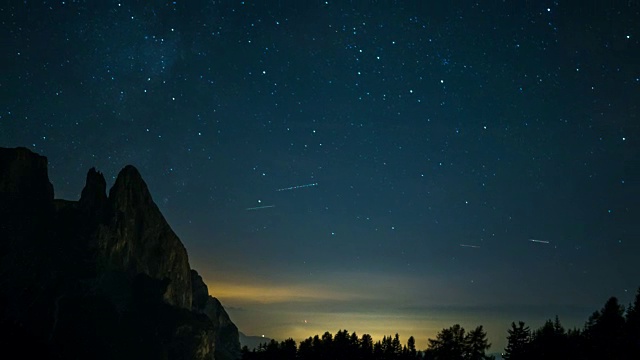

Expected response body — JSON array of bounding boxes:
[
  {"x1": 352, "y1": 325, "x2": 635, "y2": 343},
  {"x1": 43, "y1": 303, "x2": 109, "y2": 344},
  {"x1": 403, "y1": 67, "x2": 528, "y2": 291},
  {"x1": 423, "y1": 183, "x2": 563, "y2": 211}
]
[{"x1": 241, "y1": 287, "x2": 640, "y2": 360}]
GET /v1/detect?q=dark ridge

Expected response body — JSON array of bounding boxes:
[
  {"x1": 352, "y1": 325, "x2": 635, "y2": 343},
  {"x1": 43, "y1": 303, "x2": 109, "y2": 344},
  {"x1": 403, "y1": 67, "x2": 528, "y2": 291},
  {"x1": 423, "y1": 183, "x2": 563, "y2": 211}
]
[{"x1": 0, "y1": 147, "x2": 240, "y2": 360}]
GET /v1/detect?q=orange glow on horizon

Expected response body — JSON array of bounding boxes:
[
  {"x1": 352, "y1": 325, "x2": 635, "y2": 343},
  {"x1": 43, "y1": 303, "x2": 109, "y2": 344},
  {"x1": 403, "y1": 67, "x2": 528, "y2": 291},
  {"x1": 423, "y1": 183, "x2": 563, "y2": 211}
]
[
  {"x1": 203, "y1": 280, "x2": 367, "y2": 304},
  {"x1": 194, "y1": 269, "x2": 532, "y2": 351}
]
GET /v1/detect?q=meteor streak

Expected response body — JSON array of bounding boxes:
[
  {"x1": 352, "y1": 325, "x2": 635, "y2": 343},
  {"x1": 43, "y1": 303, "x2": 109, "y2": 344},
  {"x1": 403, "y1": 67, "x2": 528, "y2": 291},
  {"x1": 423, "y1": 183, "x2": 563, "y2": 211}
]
[
  {"x1": 528, "y1": 239, "x2": 550, "y2": 244},
  {"x1": 275, "y1": 183, "x2": 318, "y2": 192},
  {"x1": 460, "y1": 244, "x2": 481, "y2": 248},
  {"x1": 246, "y1": 205, "x2": 275, "y2": 211}
]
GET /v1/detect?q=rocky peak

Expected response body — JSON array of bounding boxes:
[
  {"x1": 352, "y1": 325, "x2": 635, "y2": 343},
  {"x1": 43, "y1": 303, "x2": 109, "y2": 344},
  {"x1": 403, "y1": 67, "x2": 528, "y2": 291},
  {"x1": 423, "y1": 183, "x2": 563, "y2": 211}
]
[
  {"x1": 0, "y1": 147, "x2": 53, "y2": 205},
  {"x1": 108, "y1": 165, "x2": 154, "y2": 214},
  {"x1": 97, "y1": 165, "x2": 192, "y2": 309},
  {"x1": 79, "y1": 167, "x2": 108, "y2": 215},
  {"x1": 0, "y1": 147, "x2": 241, "y2": 359}
]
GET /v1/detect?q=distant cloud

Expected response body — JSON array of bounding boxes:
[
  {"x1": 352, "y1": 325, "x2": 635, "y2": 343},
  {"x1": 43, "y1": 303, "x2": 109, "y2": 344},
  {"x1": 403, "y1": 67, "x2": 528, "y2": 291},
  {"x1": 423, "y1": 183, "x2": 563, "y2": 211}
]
[{"x1": 203, "y1": 270, "x2": 441, "y2": 306}]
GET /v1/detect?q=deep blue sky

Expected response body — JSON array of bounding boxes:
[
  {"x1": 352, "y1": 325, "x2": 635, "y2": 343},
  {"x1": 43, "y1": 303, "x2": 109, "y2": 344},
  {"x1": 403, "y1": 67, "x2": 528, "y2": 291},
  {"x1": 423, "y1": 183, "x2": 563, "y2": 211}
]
[{"x1": 2, "y1": 0, "x2": 639, "y2": 350}]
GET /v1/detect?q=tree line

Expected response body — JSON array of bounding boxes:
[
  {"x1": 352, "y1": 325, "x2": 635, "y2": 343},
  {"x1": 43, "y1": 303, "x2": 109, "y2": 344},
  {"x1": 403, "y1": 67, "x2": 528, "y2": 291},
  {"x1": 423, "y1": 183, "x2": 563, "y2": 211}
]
[
  {"x1": 502, "y1": 288, "x2": 640, "y2": 360},
  {"x1": 241, "y1": 287, "x2": 640, "y2": 360}
]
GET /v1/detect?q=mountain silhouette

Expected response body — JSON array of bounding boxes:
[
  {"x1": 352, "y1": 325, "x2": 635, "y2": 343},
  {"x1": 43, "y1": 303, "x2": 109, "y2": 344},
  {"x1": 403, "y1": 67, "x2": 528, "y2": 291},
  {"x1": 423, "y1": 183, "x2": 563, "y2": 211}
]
[{"x1": 0, "y1": 147, "x2": 240, "y2": 360}]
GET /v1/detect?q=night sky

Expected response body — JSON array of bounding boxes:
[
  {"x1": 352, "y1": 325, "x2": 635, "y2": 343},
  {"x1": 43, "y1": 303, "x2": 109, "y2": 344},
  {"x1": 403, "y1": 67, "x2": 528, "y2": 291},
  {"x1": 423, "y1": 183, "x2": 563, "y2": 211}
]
[{"x1": 2, "y1": 0, "x2": 639, "y2": 351}]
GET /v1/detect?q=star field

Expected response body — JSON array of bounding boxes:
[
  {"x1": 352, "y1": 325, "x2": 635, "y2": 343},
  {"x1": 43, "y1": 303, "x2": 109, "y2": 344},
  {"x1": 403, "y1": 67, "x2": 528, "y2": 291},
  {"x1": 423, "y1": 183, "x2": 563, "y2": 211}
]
[{"x1": 1, "y1": 0, "x2": 639, "y2": 350}]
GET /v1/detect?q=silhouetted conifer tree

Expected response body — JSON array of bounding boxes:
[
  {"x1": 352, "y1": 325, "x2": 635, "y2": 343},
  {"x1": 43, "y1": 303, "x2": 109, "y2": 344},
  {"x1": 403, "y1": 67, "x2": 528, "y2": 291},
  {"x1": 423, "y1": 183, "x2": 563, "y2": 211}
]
[
  {"x1": 503, "y1": 321, "x2": 531, "y2": 360},
  {"x1": 424, "y1": 324, "x2": 493, "y2": 360},
  {"x1": 297, "y1": 337, "x2": 314, "y2": 360},
  {"x1": 624, "y1": 288, "x2": 640, "y2": 359},
  {"x1": 333, "y1": 329, "x2": 352, "y2": 360},
  {"x1": 350, "y1": 331, "x2": 360, "y2": 347},
  {"x1": 280, "y1": 338, "x2": 296, "y2": 360},
  {"x1": 405, "y1": 335, "x2": 418, "y2": 359},
  {"x1": 425, "y1": 324, "x2": 466, "y2": 359},
  {"x1": 393, "y1": 333, "x2": 403, "y2": 356},
  {"x1": 465, "y1": 326, "x2": 492, "y2": 360},
  {"x1": 361, "y1": 333, "x2": 374, "y2": 360},
  {"x1": 565, "y1": 327, "x2": 585, "y2": 359},
  {"x1": 311, "y1": 334, "x2": 322, "y2": 358},
  {"x1": 583, "y1": 297, "x2": 626, "y2": 360},
  {"x1": 528, "y1": 317, "x2": 569, "y2": 360}
]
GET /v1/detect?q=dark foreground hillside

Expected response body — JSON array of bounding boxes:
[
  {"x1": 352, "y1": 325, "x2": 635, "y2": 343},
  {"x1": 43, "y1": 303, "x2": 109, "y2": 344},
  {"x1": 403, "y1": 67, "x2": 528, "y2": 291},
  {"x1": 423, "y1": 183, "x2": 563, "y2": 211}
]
[{"x1": 0, "y1": 147, "x2": 240, "y2": 360}]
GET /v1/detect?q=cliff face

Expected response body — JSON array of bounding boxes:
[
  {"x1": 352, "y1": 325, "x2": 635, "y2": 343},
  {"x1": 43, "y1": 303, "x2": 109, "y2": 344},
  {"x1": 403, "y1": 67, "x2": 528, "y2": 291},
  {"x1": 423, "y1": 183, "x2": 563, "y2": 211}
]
[
  {"x1": 96, "y1": 165, "x2": 192, "y2": 309},
  {"x1": 0, "y1": 147, "x2": 54, "y2": 257},
  {"x1": 0, "y1": 146, "x2": 53, "y2": 205},
  {"x1": 192, "y1": 270, "x2": 242, "y2": 360},
  {"x1": 0, "y1": 147, "x2": 240, "y2": 360},
  {"x1": 0, "y1": 147, "x2": 58, "y2": 354}
]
